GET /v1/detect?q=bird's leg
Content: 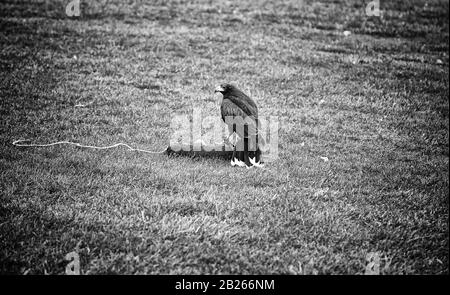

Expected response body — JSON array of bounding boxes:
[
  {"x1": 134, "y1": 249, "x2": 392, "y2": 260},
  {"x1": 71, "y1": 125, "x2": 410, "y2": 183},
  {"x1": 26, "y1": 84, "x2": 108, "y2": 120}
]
[
  {"x1": 249, "y1": 148, "x2": 264, "y2": 168},
  {"x1": 236, "y1": 150, "x2": 246, "y2": 167},
  {"x1": 233, "y1": 138, "x2": 246, "y2": 167},
  {"x1": 249, "y1": 141, "x2": 264, "y2": 168},
  {"x1": 243, "y1": 137, "x2": 252, "y2": 168},
  {"x1": 228, "y1": 132, "x2": 240, "y2": 147},
  {"x1": 256, "y1": 148, "x2": 263, "y2": 165},
  {"x1": 242, "y1": 125, "x2": 252, "y2": 168},
  {"x1": 230, "y1": 145, "x2": 237, "y2": 166}
]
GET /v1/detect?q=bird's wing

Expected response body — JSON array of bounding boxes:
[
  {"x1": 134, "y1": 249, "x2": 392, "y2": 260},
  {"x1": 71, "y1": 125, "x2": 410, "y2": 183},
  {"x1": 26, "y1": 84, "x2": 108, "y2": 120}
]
[
  {"x1": 221, "y1": 98, "x2": 246, "y2": 120},
  {"x1": 221, "y1": 98, "x2": 258, "y2": 139},
  {"x1": 224, "y1": 92, "x2": 258, "y2": 118}
]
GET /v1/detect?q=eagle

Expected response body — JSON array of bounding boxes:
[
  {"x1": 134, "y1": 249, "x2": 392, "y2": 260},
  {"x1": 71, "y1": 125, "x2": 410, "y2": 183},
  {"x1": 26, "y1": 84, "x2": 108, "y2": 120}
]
[{"x1": 215, "y1": 83, "x2": 264, "y2": 168}]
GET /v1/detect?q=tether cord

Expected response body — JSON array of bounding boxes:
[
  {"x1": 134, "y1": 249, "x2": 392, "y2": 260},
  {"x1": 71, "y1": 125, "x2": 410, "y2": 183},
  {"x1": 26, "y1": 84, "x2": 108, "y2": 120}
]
[{"x1": 12, "y1": 139, "x2": 167, "y2": 154}]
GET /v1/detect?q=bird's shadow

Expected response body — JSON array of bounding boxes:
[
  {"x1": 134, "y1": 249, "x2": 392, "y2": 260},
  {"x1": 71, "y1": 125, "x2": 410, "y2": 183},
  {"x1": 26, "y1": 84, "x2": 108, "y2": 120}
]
[{"x1": 164, "y1": 143, "x2": 234, "y2": 161}]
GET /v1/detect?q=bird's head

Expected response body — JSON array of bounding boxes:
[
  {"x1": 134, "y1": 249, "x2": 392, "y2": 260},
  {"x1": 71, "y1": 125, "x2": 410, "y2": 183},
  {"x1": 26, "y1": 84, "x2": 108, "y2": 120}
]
[{"x1": 214, "y1": 83, "x2": 235, "y2": 95}]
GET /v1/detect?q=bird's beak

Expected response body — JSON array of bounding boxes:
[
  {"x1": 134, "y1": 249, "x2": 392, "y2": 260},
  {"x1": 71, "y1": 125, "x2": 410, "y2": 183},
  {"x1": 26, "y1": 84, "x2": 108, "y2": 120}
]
[{"x1": 214, "y1": 85, "x2": 225, "y2": 93}]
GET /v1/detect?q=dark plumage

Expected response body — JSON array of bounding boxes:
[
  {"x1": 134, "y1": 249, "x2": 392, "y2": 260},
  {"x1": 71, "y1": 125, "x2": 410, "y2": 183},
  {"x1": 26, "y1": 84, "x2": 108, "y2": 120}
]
[{"x1": 215, "y1": 83, "x2": 264, "y2": 168}]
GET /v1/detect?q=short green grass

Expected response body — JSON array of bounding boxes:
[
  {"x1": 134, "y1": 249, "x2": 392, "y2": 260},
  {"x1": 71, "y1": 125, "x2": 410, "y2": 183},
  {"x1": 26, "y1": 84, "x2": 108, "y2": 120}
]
[{"x1": 0, "y1": 0, "x2": 448, "y2": 274}]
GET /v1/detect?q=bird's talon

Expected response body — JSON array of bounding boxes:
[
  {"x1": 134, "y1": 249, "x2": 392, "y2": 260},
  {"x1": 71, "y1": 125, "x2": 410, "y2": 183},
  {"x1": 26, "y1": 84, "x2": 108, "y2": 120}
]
[
  {"x1": 230, "y1": 158, "x2": 236, "y2": 166},
  {"x1": 249, "y1": 157, "x2": 264, "y2": 168}
]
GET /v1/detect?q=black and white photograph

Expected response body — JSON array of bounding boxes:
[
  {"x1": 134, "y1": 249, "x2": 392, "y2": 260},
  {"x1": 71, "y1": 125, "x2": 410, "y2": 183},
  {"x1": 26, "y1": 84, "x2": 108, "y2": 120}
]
[{"x1": 0, "y1": 0, "x2": 448, "y2": 281}]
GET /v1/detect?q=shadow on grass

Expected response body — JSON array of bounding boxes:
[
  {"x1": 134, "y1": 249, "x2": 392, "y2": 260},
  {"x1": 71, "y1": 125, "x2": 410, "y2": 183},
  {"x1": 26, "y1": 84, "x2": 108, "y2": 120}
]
[{"x1": 165, "y1": 145, "x2": 233, "y2": 161}]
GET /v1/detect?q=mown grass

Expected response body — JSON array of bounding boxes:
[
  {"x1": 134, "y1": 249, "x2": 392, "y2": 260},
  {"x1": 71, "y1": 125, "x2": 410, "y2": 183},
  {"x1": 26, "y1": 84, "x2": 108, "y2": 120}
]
[{"x1": 0, "y1": 0, "x2": 448, "y2": 274}]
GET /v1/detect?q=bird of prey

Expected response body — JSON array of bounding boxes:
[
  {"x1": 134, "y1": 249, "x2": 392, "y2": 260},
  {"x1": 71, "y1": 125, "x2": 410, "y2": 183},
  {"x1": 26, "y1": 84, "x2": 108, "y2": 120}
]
[{"x1": 215, "y1": 83, "x2": 264, "y2": 168}]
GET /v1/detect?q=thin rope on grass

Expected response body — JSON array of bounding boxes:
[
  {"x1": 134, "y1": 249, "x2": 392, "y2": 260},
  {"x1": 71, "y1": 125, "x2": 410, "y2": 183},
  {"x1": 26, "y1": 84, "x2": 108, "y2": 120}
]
[{"x1": 12, "y1": 139, "x2": 167, "y2": 154}]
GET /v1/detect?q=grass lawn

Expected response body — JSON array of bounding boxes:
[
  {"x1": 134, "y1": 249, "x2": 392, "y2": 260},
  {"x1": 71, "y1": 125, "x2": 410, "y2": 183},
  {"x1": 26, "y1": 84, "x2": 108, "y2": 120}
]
[{"x1": 0, "y1": 0, "x2": 448, "y2": 274}]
